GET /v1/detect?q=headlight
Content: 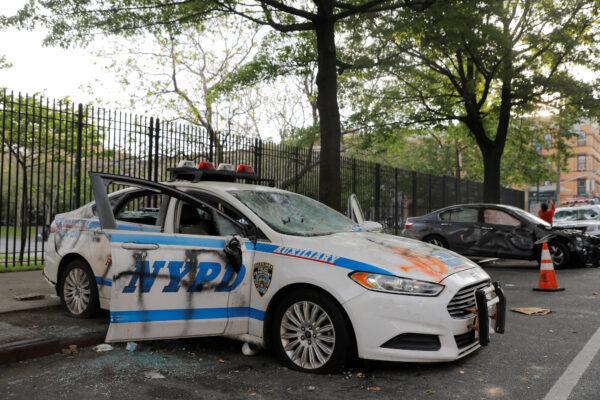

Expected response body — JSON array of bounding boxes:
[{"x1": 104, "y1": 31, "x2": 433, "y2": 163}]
[{"x1": 349, "y1": 272, "x2": 444, "y2": 296}]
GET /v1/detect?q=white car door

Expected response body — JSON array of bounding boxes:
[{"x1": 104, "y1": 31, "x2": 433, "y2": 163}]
[{"x1": 90, "y1": 173, "x2": 254, "y2": 342}]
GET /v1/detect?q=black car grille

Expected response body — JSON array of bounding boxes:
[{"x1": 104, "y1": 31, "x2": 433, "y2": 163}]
[
  {"x1": 454, "y1": 331, "x2": 477, "y2": 350},
  {"x1": 447, "y1": 280, "x2": 490, "y2": 318}
]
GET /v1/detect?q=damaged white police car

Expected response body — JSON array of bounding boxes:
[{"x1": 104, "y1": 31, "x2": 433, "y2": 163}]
[{"x1": 43, "y1": 163, "x2": 505, "y2": 373}]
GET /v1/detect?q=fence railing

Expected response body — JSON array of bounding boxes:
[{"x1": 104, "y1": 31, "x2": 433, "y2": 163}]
[{"x1": 0, "y1": 90, "x2": 525, "y2": 268}]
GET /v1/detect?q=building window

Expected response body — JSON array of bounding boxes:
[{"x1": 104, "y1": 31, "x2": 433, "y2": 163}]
[
  {"x1": 577, "y1": 155, "x2": 586, "y2": 171},
  {"x1": 577, "y1": 178, "x2": 587, "y2": 196},
  {"x1": 578, "y1": 131, "x2": 587, "y2": 146}
]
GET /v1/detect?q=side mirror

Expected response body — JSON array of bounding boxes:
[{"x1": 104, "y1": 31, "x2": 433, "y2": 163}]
[
  {"x1": 347, "y1": 194, "x2": 365, "y2": 224},
  {"x1": 223, "y1": 237, "x2": 243, "y2": 273}
]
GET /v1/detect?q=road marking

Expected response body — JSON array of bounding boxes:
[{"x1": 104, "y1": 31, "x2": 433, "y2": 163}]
[{"x1": 544, "y1": 326, "x2": 600, "y2": 400}]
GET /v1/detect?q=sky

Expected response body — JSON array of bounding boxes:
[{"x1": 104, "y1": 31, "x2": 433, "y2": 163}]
[{"x1": 0, "y1": 2, "x2": 125, "y2": 107}]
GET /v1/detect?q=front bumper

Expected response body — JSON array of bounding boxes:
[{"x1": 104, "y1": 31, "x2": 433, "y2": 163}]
[{"x1": 343, "y1": 273, "x2": 505, "y2": 362}]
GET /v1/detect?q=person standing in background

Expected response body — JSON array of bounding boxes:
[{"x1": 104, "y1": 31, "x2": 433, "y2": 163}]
[{"x1": 538, "y1": 200, "x2": 556, "y2": 224}]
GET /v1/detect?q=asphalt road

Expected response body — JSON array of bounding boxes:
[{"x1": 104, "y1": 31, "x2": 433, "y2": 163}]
[{"x1": 1, "y1": 264, "x2": 600, "y2": 400}]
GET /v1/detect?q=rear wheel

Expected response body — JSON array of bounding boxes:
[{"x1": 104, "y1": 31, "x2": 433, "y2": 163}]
[
  {"x1": 548, "y1": 242, "x2": 571, "y2": 269},
  {"x1": 271, "y1": 289, "x2": 351, "y2": 374},
  {"x1": 423, "y1": 235, "x2": 448, "y2": 248},
  {"x1": 59, "y1": 259, "x2": 100, "y2": 318}
]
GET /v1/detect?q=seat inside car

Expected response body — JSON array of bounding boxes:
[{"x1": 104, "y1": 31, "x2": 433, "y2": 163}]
[{"x1": 178, "y1": 202, "x2": 218, "y2": 236}]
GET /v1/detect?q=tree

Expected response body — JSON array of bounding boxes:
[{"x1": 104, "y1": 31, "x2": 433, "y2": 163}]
[
  {"x1": 0, "y1": 93, "x2": 103, "y2": 264},
  {"x1": 98, "y1": 16, "x2": 266, "y2": 163},
  {"x1": 7, "y1": 0, "x2": 432, "y2": 210},
  {"x1": 346, "y1": 0, "x2": 599, "y2": 202}
]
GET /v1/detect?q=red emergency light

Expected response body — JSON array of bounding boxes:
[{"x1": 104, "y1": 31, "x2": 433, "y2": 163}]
[
  {"x1": 197, "y1": 160, "x2": 215, "y2": 170},
  {"x1": 236, "y1": 163, "x2": 255, "y2": 174}
]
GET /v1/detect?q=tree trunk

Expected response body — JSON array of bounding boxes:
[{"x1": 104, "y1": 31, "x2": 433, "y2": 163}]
[
  {"x1": 315, "y1": 2, "x2": 342, "y2": 211},
  {"x1": 482, "y1": 147, "x2": 501, "y2": 203}
]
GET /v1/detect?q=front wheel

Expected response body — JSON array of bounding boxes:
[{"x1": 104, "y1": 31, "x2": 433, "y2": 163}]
[
  {"x1": 548, "y1": 242, "x2": 571, "y2": 269},
  {"x1": 59, "y1": 259, "x2": 100, "y2": 318},
  {"x1": 271, "y1": 289, "x2": 352, "y2": 374}
]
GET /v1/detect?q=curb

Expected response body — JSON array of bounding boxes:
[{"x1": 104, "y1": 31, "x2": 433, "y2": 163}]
[{"x1": 0, "y1": 330, "x2": 106, "y2": 364}]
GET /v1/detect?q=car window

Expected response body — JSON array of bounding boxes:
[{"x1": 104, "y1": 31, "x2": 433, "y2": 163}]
[
  {"x1": 114, "y1": 191, "x2": 163, "y2": 227},
  {"x1": 176, "y1": 200, "x2": 244, "y2": 237},
  {"x1": 554, "y1": 209, "x2": 577, "y2": 221},
  {"x1": 230, "y1": 190, "x2": 357, "y2": 236},
  {"x1": 579, "y1": 208, "x2": 600, "y2": 221},
  {"x1": 484, "y1": 209, "x2": 520, "y2": 226},
  {"x1": 440, "y1": 208, "x2": 479, "y2": 223}
]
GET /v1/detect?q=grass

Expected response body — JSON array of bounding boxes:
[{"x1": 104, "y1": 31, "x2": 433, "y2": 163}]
[
  {"x1": 0, "y1": 225, "x2": 44, "y2": 238},
  {"x1": 0, "y1": 253, "x2": 44, "y2": 272}
]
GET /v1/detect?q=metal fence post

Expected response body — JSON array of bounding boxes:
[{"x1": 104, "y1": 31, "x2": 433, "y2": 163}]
[
  {"x1": 351, "y1": 159, "x2": 356, "y2": 194},
  {"x1": 441, "y1": 175, "x2": 446, "y2": 207},
  {"x1": 374, "y1": 164, "x2": 381, "y2": 221},
  {"x1": 427, "y1": 174, "x2": 432, "y2": 213},
  {"x1": 411, "y1": 171, "x2": 417, "y2": 217},
  {"x1": 153, "y1": 118, "x2": 160, "y2": 182},
  {"x1": 147, "y1": 116, "x2": 154, "y2": 181},
  {"x1": 255, "y1": 138, "x2": 262, "y2": 179},
  {"x1": 394, "y1": 168, "x2": 399, "y2": 235},
  {"x1": 73, "y1": 103, "x2": 83, "y2": 209},
  {"x1": 294, "y1": 147, "x2": 300, "y2": 193}
]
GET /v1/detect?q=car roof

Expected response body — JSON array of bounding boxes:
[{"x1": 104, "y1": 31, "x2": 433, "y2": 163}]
[
  {"x1": 556, "y1": 205, "x2": 600, "y2": 211},
  {"x1": 164, "y1": 180, "x2": 288, "y2": 195}
]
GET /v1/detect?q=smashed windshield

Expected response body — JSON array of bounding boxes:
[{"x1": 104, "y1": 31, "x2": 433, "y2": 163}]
[{"x1": 230, "y1": 190, "x2": 358, "y2": 236}]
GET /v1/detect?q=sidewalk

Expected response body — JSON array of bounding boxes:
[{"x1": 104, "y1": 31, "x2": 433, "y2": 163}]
[
  {"x1": 0, "y1": 270, "x2": 107, "y2": 363},
  {"x1": 0, "y1": 270, "x2": 59, "y2": 313}
]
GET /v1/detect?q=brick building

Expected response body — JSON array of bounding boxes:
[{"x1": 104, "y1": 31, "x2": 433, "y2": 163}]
[
  {"x1": 530, "y1": 120, "x2": 600, "y2": 209},
  {"x1": 559, "y1": 120, "x2": 600, "y2": 204}
]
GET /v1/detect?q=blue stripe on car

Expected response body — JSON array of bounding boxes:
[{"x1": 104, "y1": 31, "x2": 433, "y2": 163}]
[
  {"x1": 95, "y1": 276, "x2": 113, "y2": 286},
  {"x1": 110, "y1": 306, "x2": 265, "y2": 323},
  {"x1": 108, "y1": 234, "x2": 391, "y2": 275}
]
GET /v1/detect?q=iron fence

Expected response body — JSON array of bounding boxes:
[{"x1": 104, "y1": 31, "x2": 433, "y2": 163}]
[{"x1": 0, "y1": 90, "x2": 525, "y2": 268}]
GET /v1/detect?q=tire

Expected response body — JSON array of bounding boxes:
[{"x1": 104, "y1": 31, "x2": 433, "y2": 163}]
[
  {"x1": 548, "y1": 241, "x2": 571, "y2": 270},
  {"x1": 423, "y1": 235, "x2": 448, "y2": 248},
  {"x1": 59, "y1": 259, "x2": 100, "y2": 318},
  {"x1": 271, "y1": 289, "x2": 352, "y2": 374}
]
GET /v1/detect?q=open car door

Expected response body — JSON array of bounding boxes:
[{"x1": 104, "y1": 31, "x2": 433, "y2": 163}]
[{"x1": 90, "y1": 173, "x2": 254, "y2": 342}]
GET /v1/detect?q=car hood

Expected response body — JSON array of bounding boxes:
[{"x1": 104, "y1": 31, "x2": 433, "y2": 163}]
[
  {"x1": 554, "y1": 221, "x2": 598, "y2": 228},
  {"x1": 285, "y1": 231, "x2": 480, "y2": 283}
]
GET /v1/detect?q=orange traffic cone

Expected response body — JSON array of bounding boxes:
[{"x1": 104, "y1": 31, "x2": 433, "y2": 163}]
[{"x1": 533, "y1": 242, "x2": 565, "y2": 292}]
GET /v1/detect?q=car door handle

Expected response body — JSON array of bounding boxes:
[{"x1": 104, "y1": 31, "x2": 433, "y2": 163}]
[
  {"x1": 440, "y1": 223, "x2": 451, "y2": 226},
  {"x1": 481, "y1": 226, "x2": 494, "y2": 231},
  {"x1": 121, "y1": 242, "x2": 159, "y2": 250}
]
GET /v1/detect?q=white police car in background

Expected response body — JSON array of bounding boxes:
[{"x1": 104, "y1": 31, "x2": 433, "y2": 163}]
[{"x1": 43, "y1": 161, "x2": 505, "y2": 373}]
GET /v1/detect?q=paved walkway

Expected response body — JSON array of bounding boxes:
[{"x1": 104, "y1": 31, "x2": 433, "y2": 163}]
[{"x1": 0, "y1": 270, "x2": 59, "y2": 314}]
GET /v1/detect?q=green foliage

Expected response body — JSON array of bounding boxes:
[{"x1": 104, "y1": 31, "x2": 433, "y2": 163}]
[
  {"x1": 343, "y1": 0, "x2": 599, "y2": 197},
  {"x1": 0, "y1": 55, "x2": 11, "y2": 69}
]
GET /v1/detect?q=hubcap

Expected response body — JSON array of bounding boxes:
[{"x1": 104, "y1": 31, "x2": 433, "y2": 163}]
[
  {"x1": 550, "y1": 245, "x2": 564, "y2": 265},
  {"x1": 280, "y1": 301, "x2": 335, "y2": 370},
  {"x1": 63, "y1": 267, "x2": 91, "y2": 315},
  {"x1": 429, "y1": 238, "x2": 443, "y2": 247}
]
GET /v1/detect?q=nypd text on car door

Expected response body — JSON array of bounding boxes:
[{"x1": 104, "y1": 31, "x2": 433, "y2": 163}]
[{"x1": 91, "y1": 173, "x2": 255, "y2": 342}]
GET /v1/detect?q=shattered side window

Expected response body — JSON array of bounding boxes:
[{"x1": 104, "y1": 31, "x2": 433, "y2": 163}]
[
  {"x1": 230, "y1": 190, "x2": 356, "y2": 236},
  {"x1": 579, "y1": 208, "x2": 600, "y2": 221},
  {"x1": 115, "y1": 192, "x2": 162, "y2": 227},
  {"x1": 554, "y1": 210, "x2": 577, "y2": 221},
  {"x1": 441, "y1": 208, "x2": 478, "y2": 223},
  {"x1": 484, "y1": 209, "x2": 520, "y2": 226}
]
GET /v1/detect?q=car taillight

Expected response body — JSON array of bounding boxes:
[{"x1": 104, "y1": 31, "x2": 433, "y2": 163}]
[
  {"x1": 236, "y1": 163, "x2": 255, "y2": 174},
  {"x1": 404, "y1": 221, "x2": 414, "y2": 229},
  {"x1": 197, "y1": 160, "x2": 215, "y2": 170}
]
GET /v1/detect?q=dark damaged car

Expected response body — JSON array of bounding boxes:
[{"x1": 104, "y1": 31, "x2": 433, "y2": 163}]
[{"x1": 401, "y1": 203, "x2": 597, "y2": 269}]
